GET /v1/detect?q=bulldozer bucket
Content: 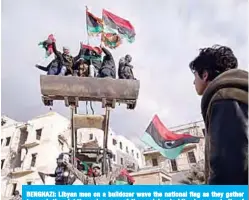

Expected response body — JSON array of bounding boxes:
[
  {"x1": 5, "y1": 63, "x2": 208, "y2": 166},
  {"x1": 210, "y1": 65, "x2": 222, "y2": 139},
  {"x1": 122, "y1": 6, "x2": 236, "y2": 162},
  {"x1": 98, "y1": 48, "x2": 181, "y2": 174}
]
[{"x1": 40, "y1": 75, "x2": 140, "y2": 108}]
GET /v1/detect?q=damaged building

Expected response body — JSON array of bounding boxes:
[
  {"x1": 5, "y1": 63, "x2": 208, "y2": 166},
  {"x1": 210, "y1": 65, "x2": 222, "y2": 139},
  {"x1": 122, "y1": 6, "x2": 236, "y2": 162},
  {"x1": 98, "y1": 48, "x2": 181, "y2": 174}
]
[{"x1": 1, "y1": 112, "x2": 144, "y2": 198}]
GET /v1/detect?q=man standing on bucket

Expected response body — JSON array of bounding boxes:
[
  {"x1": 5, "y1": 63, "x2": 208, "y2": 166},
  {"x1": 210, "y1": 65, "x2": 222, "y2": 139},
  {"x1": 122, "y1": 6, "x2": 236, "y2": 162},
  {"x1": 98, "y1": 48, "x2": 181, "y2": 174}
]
[{"x1": 189, "y1": 45, "x2": 248, "y2": 185}]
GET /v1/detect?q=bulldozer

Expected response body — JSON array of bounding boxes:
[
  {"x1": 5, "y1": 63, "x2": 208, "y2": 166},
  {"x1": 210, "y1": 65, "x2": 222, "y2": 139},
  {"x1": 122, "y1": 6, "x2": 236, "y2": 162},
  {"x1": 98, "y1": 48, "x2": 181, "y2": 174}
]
[{"x1": 40, "y1": 75, "x2": 140, "y2": 184}]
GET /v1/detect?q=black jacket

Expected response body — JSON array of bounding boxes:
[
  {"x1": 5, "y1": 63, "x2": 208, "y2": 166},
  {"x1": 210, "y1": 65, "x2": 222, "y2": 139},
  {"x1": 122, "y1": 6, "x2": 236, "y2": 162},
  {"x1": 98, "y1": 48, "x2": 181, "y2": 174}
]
[
  {"x1": 48, "y1": 166, "x2": 69, "y2": 185},
  {"x1": 100, "y1": 47, "x2": 116, "y2": 77},
  {"x1": 37, "y1": 53, "x2": 64, "y2": 72},
  {"x1": 201, "y1": 69, "x2": 248, "y2": 185}
]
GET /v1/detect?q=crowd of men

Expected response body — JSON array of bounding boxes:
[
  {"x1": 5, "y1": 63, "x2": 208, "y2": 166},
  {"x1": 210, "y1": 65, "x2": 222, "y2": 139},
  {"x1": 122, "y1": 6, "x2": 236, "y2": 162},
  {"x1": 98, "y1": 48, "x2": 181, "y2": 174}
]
[{"x1": 36, "y1": 38, "x2": 136, "y2": 80}]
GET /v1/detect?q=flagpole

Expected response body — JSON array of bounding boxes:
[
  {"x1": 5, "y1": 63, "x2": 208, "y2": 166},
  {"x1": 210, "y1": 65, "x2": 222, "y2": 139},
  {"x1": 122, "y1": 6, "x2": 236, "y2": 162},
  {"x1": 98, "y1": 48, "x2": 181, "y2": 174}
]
[
  {"x1": 85, "y1": 5, "x2": 94, "y2": 114},
  {"x1": 86, "y1": 6, "x2": 90, "y2": 45}
]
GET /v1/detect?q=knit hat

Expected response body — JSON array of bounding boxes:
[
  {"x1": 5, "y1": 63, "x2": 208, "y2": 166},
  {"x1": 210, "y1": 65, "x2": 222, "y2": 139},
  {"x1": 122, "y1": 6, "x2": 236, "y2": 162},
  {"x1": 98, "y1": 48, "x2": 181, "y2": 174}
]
[{"x1": 63, "y1": 46, "x2": 70, "y2": 54}]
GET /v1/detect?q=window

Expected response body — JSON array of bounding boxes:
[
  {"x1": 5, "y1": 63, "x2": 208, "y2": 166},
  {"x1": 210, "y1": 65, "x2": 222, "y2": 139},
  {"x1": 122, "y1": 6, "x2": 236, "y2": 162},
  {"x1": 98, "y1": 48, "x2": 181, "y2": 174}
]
[
  {"x1": 119, "y1": 142, "x2": 123, "y2": 150},
  {"x1": 89, "y1": 133, "x2": 93, "y2": 140},
  {"x1": 132, "y1": 163, "x2": 135, "y2": 168},
  {"x1": 136, "y1": 153, "x2": 139, "y2": 159},
  {"x1": 131, "y1": 150, "x2": 134, "y2": 156},
  {"x1": 120, "y1": 157, "x2": 123, "y2": 165},
  {"x1": 171, "y1": 159, "x2": 178, "y2": 171},
  {"x1": 152, "y1": 158, "x2": 158, "y2": 166},
  {"x1": 11, "y1": 183, "x2": 17, "y2": 195},
  {"x1": 188, "y1": 151, "x2": 196, "y2": 163},
  {"x1": 112, "y1": 139, "x2": 117, "y2": 145},
  {"x1": 6, "y1": 137, "x2": 11, "y2": 146},
  {"x1": 1, "y1": 159, "x2": 5, "y2": 169},
  {"x1": 27, "y1": 182, "x2": 32, "y2": 185},
  {"x1": 161, "y1": 177, "x2": 168, "y2": 183},
  {"x1": 112, "y1": 154, "x2": 116, "y2": 162},
  {"x1": 31, "y1": 153, "x2": 37, "y2": 167},
  {"x1": 126, "y1": 146, "x2": 129, "y2": 153},
  {"x1": 36, "y1": 129, "x2": 42, "y2": 140}
]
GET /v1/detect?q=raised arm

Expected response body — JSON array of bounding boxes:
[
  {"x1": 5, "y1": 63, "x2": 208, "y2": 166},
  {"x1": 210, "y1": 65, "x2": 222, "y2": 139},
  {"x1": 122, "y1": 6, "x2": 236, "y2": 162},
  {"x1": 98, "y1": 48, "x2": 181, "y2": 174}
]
[
  {"x1": 74, "y1": 44, "x2": 84, "y2": 63},
  {"x1": 64, "y1": 161, "x2": 86, "y2": 184},
  {"x1": 102, "y1": 46, "x2": 112, "y2": 56},
  {"x1": 35, "y1": 64, "x2": 48, "y2": 72},
  {"x1": 47, "y1": 172, "x2": 56, "y2": 177},
  {"x1": 51, "y1": 42, "x2": 61, "y2": 58}
]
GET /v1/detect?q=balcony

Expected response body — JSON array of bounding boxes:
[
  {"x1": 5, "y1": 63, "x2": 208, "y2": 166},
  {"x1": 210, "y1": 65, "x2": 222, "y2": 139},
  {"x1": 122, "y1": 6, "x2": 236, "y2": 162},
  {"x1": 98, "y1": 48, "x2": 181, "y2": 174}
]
[
  {"x1": 10, "y1": 166, "x2": 35, "y2": 176},
  {"x1": 21, "y1": 140, "x2": 40, "y2": 148}
]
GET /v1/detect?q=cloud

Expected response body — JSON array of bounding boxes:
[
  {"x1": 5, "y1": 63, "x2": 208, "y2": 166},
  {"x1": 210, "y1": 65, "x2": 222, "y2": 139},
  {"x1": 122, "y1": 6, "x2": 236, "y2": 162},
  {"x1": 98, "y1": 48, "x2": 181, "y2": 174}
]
[{"x1": 1, "y1": 0, "x2": 248, "y2": 147}]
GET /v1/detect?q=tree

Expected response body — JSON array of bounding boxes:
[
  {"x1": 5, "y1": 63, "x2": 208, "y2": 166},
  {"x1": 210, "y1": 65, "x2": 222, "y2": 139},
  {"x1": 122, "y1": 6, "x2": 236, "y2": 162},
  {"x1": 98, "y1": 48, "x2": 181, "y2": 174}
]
[{"x1": 180, "y1": 160, "x2": 205, "y2": 185}]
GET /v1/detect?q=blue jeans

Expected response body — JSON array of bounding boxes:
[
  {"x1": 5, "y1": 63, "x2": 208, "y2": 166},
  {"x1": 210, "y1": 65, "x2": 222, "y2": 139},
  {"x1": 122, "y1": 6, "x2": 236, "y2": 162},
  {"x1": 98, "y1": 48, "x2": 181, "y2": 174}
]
[
  {"x1": 47, "y1": 66, "x2": 60, "y2": 75},
  {"x1": 59, "y1": 66, "x2": 67, "y2": 76}
]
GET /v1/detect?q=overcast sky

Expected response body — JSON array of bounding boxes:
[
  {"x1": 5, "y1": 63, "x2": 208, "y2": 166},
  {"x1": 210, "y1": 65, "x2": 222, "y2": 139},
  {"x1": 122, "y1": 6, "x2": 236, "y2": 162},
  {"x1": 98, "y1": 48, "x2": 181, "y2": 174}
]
[{"x1": 2, "y1": 0, "x2": 248, "y2": 146}]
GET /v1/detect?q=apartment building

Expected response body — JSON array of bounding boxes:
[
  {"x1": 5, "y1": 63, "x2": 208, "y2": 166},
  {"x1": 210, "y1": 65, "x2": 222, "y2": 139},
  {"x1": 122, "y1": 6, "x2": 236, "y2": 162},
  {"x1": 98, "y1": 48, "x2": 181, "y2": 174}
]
[
  {"x1": 76, "y1": 128, "x2": 144, "y2": 172},
  {"x1": 1, "y1": 112, "x2": 70, "y2": 198}
]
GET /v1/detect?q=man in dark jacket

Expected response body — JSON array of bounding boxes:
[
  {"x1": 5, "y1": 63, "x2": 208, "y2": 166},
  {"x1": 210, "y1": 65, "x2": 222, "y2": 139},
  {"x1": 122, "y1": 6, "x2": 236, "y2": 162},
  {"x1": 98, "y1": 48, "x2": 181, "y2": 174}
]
[
  {"x1": 45, "y1": 154, "x2": 70, "y2": 185},
  {"x1": 35, "y1": 53, "x2": 64, "y2": 75},
  {"x1": 118, "y1": 54, "x2": 135, "y2": 79},
  {"x1": 46, "y1": 39, "x2": 82, "y2": 76},
  {"x1": 98, "y1": 43, "x2": 116, "y2": 78},
  {"x1": 189, "y1": 45, "x2": 248, "y2": 185}
]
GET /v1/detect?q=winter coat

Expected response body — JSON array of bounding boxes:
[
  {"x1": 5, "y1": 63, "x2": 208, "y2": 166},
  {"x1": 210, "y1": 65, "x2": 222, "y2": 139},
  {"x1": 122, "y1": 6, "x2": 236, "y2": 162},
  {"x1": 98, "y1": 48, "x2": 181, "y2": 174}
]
[{"x1": 201, "y1": 69, "x2": 248, "y2": 185}]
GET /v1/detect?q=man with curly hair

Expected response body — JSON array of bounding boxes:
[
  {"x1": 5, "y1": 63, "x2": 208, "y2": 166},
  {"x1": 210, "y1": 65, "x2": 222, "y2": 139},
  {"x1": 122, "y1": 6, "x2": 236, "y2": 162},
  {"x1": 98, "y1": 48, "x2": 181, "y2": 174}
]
[{"x1": 189, "y1": 45, "x2": 248, "y2": 185}]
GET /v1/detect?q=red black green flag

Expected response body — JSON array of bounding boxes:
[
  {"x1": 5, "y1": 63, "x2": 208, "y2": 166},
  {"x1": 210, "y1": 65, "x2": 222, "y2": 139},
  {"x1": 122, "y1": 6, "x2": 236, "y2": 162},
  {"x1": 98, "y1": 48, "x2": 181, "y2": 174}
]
[
  {"x1": 86, "y1": 10, "x2": 103, "y2": 36},
  {"x1": 141, "y1": 115, "x2": 201, "y2": 159},
  {"x1": 102, "y1": 9, "x2": 135, "y2": 43},
  {"x1": 80, "y1": 43, "x2": 102, "y2": 61}
]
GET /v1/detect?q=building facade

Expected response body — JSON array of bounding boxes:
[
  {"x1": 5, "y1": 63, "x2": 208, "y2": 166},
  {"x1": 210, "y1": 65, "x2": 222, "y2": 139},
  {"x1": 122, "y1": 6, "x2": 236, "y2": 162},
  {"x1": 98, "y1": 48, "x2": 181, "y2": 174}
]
[{"x1": 1, "y1": 112, "x2": 70, "y2": 198}]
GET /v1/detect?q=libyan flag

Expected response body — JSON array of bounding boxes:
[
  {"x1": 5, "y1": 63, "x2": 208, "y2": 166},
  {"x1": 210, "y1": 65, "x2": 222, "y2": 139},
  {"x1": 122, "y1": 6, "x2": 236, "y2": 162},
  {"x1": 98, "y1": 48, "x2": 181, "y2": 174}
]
[
  {"x1": 141, "y1": 115, "x2": 201, "y2": 159},
  {"x1": 86, "y1": 10, "x2": 103, "y2": 36},
  {"x1": 38, "y1": 34, "x2": 56, "y2": 58},
  {"x1": 80, "y1": 44, "x2": 102, "y2": 61},
  {"x1": 101, "y1": 33, "x2": 122, "y2": 49},
  {"x1": 102, "y1": 9, "x2": 135, "y2": 43}
]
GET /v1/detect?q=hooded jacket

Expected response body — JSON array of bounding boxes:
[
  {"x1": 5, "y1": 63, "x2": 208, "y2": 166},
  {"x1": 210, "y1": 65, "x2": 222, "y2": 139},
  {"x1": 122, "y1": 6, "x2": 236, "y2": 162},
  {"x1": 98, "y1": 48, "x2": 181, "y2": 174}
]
[
  {"x1": 201, "y1": 69, "x2": 248, "y2": 185},
  {"x1": 99, "y1": 47, "x2": 116, "y2": 78}
]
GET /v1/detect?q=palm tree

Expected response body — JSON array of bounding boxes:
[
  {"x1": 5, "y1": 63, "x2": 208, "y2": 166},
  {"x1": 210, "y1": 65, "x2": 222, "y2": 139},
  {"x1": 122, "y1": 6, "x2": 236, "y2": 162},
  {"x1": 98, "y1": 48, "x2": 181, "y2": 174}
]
[{"x1": 180, "y1": 160, "x2": 205, "y2": 185}]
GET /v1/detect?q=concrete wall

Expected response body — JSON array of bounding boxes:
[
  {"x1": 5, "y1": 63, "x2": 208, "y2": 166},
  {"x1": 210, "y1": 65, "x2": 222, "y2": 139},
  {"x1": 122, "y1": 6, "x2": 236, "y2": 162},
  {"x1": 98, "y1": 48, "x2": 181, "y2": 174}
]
[
  {"x1": 132, "y1": 170, "x2": 171, "y2": 185},
  {"x1": 133, "y1": 172, "x2": 161, "y2": 185}
]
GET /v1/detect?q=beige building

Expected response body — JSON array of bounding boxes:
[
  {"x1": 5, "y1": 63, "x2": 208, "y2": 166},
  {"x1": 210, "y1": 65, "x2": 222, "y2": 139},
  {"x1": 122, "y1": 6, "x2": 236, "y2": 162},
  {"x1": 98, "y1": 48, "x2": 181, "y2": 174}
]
[
  {"x1": 1, "y1": 112, "x2": 71, "y2": 199},
  {"x1": 133, "y1": 120, "x2": 205, "y2": 184}
]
